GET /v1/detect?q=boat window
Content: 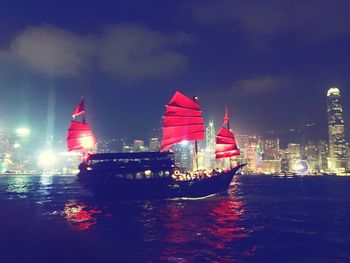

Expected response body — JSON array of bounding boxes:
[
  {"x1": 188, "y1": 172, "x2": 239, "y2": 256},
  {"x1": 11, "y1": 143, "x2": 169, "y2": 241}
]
[
  {"x1": 126, "y1": 173, "x2": 133, "y2": 179},
  {"x1": 135, "y1": 172, "x2": 143, "y2": 179},
  {"x1": 144, "y1": 170, "x2": 152, "y2": 178}
]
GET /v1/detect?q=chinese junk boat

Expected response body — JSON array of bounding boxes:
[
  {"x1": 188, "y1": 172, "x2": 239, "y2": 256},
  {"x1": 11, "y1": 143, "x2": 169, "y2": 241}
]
[{"x1": 68, "y1": 92, "x2": 245, "y2": 200}]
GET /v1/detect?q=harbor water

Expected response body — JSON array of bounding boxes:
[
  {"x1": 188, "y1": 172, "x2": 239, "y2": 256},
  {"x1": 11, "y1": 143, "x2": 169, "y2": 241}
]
[{"x1": 0, "y1": 174, "x2": 349, "y2": 262}]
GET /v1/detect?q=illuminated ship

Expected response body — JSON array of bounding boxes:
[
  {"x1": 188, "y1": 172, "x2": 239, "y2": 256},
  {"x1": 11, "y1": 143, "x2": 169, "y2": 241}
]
[{"x1": 67, "y1": 92, "x2": 244, "y2": 200}]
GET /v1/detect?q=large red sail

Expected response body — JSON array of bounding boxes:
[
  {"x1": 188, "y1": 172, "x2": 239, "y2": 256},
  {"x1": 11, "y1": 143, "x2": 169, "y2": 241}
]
[
  {"x1": 215, "y1": 127, "x2": 240, "y2": 159},
  {"x1": 67, "y1": 121, "x2": 96, "y2": 151},
  {"x1": 161, "y1": 91, "x2": 205, "y2": 150}
]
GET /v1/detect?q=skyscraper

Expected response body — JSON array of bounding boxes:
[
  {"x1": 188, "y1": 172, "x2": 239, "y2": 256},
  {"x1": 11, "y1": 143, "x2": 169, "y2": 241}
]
[
  {"x1": 286, "y1": 143, "x2": 301, "y2": 172},
  {"x1": 205, "y1": 121, "x2": 216, "y2": 170},
  {"x1": 327, "y1": 87, "x2": 347, "y2": 173}
]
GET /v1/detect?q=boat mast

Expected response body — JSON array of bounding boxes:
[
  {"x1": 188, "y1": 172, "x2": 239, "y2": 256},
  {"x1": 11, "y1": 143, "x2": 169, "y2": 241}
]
[
  {"x1": 226, "y1": 106, "x2": 233, "y2": 168},
  {"x1": 193, "y1": 95, "x2": 199, "y2": 170}
]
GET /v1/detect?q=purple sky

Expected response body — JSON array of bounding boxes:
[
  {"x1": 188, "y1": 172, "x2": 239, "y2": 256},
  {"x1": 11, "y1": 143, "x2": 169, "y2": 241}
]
[{"x1": 0, "y1": 0, "x2": 349, "y2": 143}]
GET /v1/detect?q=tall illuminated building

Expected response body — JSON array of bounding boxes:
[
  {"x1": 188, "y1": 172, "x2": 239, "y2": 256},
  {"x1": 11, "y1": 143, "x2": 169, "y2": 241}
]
[
  {"x1": 303, "y1": 142, "x2": 318, "y2": 173},
  {"x1": 327, "y1": 87, "x2": 347, "y2": 173},
  {"x1": 286, "y1": 143, "x2": 301, "y2": 172},
  {"x1": 205, "y1": 121, "x2": 216, "y2": 170},
  {"x1": 317, "y1": 140, "x2": 328, "y2": 172},
  {"x1": 173, "y1": 142, "x2": 192, "y2": 172}
]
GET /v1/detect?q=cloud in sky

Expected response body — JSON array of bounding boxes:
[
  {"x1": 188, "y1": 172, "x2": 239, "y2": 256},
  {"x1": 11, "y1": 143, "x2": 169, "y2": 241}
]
[
  {"x1": 232, "y1": 75, "x2": 288, "y2": 93},
  {"x1": 98, "y1": 24, "x2": 193, "y2": 78},
  {"x1": 0, "y1": 23, "x2": 192, "y2": 79},
  {"x1": 9, "y1": 24, "x2": 94, "y2": 77},
  {"x1": 191, "y1": 0, "x2": 350, "y2": 44}
]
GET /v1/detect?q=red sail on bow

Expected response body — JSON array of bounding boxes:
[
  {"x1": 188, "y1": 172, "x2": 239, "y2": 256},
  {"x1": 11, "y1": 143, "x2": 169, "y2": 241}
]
[
  {"x1": 161, "y1": 91, "x2": 205, "y2": 150},
  {"x1": 67, "y1": 121, "x2": 96, "y2": 151},
  {"x1": 215, "y1": 127, "x2": 240, "y2": 159}
]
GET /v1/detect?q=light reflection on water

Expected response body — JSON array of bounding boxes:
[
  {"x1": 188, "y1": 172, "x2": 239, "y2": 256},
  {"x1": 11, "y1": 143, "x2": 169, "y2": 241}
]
[
  {"x1": 5, "y1": 176, "x2": 30, "y2": 197},
  {"x1": 64, "y1": 200, "x2": 102, "y2": 231},
  {"x1": 1, "y1": 175, "x2": 350, "y2": 262}
]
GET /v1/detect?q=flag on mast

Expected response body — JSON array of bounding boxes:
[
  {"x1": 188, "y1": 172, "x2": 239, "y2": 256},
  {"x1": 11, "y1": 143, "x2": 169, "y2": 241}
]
[
  {"x1": 72, "y1": 98, "x2": 85, "y2": 118},
  {"x1": 223, "y1": 106, "x2": 229, "y2": 126}
]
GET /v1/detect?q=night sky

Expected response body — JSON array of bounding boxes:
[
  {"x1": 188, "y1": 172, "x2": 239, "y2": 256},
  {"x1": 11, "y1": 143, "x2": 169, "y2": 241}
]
[{"x1": 0, "y1": 0, "x2": 350, "y2": 144}]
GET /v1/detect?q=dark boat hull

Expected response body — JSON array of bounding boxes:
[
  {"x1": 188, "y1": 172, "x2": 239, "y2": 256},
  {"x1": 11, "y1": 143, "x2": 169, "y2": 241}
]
[{"x1": 78, "y1": 164, "x2": 244, "y2": 200}]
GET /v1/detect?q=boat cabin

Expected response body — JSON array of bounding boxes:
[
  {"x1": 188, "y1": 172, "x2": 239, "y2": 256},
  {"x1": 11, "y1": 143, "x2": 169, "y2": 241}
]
[{"x1": 82, "y1": 151, "x2": 175, "y2": 179}]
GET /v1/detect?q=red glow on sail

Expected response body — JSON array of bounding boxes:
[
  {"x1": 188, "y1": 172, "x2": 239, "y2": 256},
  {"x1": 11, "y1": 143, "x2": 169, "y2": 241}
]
[
  {"x1": 215, "y1": 127, "x2": 240, "y2": 159},
  {"x1": 161, "y1": 91, "x2": 204, "y2": 150},
  {"x1": 72, "y1": 98, "x2": 85, "y2": 118},
  {"x1": 67, "y1": 121, "x2": 96, "y2": 151}
]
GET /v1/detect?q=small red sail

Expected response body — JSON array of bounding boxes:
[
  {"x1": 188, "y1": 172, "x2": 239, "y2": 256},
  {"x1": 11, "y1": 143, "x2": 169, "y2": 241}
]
[
  {"x1": 72, "y1": 98, "x2": 85, "y2": 118},
  {"x1": 161, "y1": 91, "x2": 204, "y2": 150},
  {"x1": 215, "y1": 127, "x2": 240, "y2": 159},
  {"x1": 67, "y1": 121, "x2": 96, "y2": 151}
]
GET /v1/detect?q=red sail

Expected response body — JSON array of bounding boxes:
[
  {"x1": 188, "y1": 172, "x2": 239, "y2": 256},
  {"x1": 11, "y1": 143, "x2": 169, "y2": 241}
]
[
  {"x1": 72, "y1": 98, "x2": 85, "y2": 118},
  {"x1": 161, "y1": 91, "x2": 204, "y2": 150},
  {"x1": 215, "y1": 127, "x2": 240, "y2": 159},
  {"x1": 67, "y1": 121, "x2": 96, "y2": 151}
]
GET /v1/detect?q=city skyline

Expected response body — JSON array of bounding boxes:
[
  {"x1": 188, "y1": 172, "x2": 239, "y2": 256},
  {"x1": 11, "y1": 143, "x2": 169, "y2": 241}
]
[
  {"x1": 0, "y1": 86, "x2": 347, "y2": 144},
  {"x1": 0, "y1": 1, "x2": 350, "y2": 141},
  {"x1": 1, "y1": 86, "x2": 349, "y2": 174}
]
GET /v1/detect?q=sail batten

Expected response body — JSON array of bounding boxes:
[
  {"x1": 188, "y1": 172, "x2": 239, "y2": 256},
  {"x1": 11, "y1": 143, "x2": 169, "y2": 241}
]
[{"x1": 161, "y1": 91, "x2": 204, "y2": 150}]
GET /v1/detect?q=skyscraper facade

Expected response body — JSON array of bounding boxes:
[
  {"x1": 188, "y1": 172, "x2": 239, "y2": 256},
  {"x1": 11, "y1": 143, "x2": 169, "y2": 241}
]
[
  {"x1": 205, "y1": 121, "x2": 216, "y2": 170},
  {"x1": 327, "y1": 87, "x2": 347, "y2": 173}
]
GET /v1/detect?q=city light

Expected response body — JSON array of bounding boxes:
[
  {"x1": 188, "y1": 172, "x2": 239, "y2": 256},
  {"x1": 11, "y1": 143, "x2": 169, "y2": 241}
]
[
  {"x1": 14, "y1": 143, "x2": 21, "y2": 149},
  {"x1": 327, "y1": 87, "x2": 340, "y2": 97},
  {"x1": 15, "y1": 128, "x2": 31, "y2": 138},
  {"x1": 38, "y1": 150, "x2": 56, "y2": 167},
  {"x1": 79, "y1": 136, "x2": 95, "y2": 149},
  {"x1": 294, "y1": 160, "x2": 309, "y2": 175},
  {"x1": 180, "y1": 140, "x2": 189, "y2": 146}
]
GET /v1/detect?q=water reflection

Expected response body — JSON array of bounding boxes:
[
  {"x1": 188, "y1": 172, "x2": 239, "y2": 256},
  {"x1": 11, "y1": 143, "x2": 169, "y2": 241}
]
[
  {"x1": 5, "y1": 176, "x2": 30, "y2": 197},
  {"x1": 160, "y1": 196, "x2": 246, "y2": 262},
  {"x1": 64, "y1": 200, "x2": 102, "y2": 231},
  {"x1": 40, "y1": 175, "x2": 53, "y2": 186},
  {"x1": 133, "y1": 187, "x2": 248, "y2": 262}
]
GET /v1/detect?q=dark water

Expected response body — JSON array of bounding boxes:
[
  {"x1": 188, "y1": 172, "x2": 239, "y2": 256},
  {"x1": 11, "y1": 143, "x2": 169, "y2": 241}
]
[{"x1": 0, "y1": 175, "x2": 349, "y2": 263}]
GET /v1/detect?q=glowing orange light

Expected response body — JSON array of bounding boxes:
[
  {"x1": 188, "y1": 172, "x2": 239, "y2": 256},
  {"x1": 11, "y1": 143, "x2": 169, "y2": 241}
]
[{"x1": 79, "y1": 135, "x2": 94, "y2": 149}]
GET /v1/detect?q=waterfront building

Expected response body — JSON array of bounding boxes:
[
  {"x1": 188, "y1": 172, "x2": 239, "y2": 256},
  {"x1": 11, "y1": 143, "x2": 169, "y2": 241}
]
[
  {"x1": 236, "y1": 134, "x2": 263, "y2": 173},
  {"x1": 261, "y1": 138, "x2": 280, "y2": 160},
  {"x1": 122, "y1": 144, "x2": 133, "y2": 153},
  {"x1": 286, "y1": 143, "x2": 301, "y2": 172},
  {"x1": 303, "y1": 142, "x2": 318, "y2": 173},
  {"x1": 97, "y1": 138, "x2": 121, "y2": 153},
  {"x1": 261, "y1": 159, "x2": 281, "y2": 174},
  {"x1": 0, "y1": 132, "x2": 15, "y2": 172},
  {"x1": 347, "y1": 143, "x2": 350, "y2": 172},
  {"x1": 149, "y1": 137, "x2": 160, "y2": 151},
  {"x1": 197, "y1": 148, "x2": 206, "y2": 170},
  {"x1": 172, "y1": 142, "x2": 193, "y2": 172},
  {"x1": 133, "y1": 140, "x2": 148, "y2": 152},
  {"x1": 327, "y1": 87, "x2": 347, "y2": 173},
  {"x1": 280, "y1": 150, "x2": 289, "y2": 173},
  {"x1": 243, "y1": 144, "x2": 258, "y2": 173},
  {"x1": 317, "y1": 140, "x2": 329, "y2": 173},
  {"x1": 0, "y1": 132, "x2": 15, "y2": 156}
]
